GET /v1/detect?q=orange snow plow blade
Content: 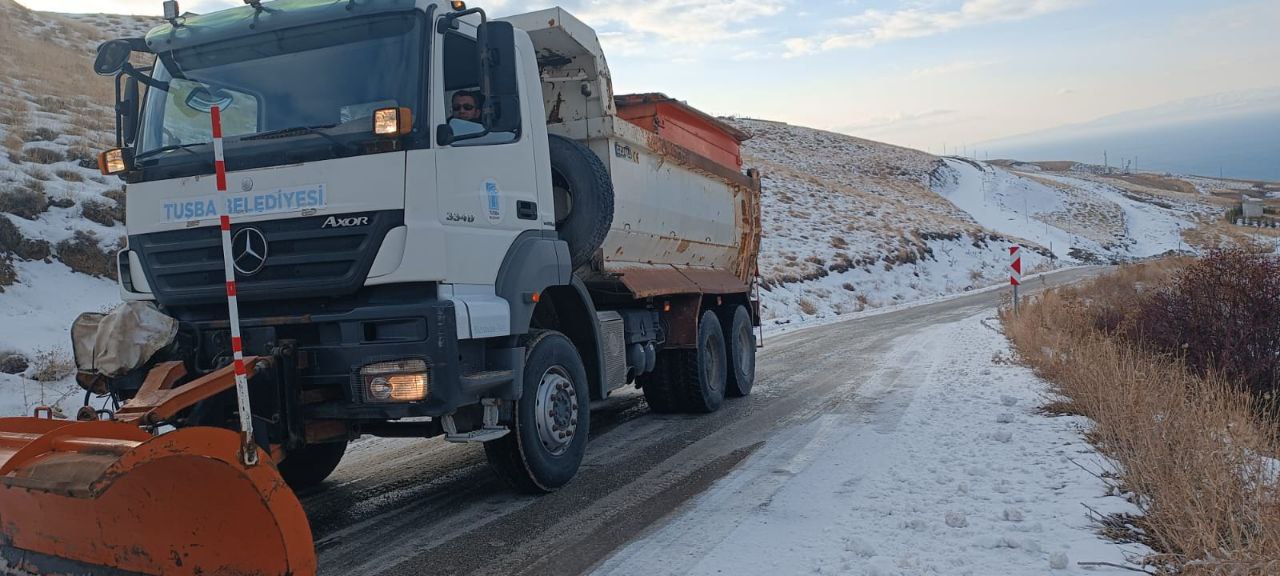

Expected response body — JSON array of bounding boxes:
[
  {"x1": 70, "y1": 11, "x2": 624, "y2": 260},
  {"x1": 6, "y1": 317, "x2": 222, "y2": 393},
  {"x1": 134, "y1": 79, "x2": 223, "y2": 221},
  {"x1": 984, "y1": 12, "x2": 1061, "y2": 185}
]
[{"x1": 0, "y1": 419, "x2": 316, "y2": 575}]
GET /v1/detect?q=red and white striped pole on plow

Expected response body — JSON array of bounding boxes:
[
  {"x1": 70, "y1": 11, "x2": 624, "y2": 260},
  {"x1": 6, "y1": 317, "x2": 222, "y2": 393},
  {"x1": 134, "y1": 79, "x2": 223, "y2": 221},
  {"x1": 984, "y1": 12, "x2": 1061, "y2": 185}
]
[{"x1": 211, "y1": 105, "x2": 258, "y2": 467}]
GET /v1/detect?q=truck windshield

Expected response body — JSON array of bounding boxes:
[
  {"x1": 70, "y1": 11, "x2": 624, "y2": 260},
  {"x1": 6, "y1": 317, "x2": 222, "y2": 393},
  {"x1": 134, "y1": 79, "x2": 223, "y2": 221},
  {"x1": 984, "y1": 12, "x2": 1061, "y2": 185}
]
[{"x1": 137, "y1": 13, "x2": 421, "y2": 162}]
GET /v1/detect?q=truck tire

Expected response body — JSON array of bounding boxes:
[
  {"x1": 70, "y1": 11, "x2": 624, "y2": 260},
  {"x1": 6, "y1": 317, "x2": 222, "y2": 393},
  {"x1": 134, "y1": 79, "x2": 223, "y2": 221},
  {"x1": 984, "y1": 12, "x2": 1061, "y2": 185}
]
[
  {"x1": 720, "y1": 305, "x2": 756, "y2": 397},
  {"x1": 639, "y1": 353, "x2": 685, "y2": 413},
  {"x1": 278, "y1": 439, "x2": 347, "y2": 489},
  {"x1": 548, "y1": 134, "x2": 613, "y2": 269},
  {"x1": 644, "y1": 310, "x2": 727, "y2": 414},
  {"x1": 485, "y1": 330, "x2": 591, "y2": 493}
]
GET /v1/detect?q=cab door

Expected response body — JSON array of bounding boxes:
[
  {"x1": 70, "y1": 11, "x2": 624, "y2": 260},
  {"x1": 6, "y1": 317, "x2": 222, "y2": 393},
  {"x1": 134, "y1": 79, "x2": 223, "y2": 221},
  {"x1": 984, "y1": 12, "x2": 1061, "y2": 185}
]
[{"x1": 432, "y1": 21, "x2": 541, "y2": 286}]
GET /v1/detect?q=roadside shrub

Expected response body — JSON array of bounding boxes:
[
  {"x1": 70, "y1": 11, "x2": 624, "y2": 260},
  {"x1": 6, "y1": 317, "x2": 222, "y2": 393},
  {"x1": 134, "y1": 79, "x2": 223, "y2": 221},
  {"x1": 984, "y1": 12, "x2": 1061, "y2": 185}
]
[
  {"x1": 0, "y1": 186, "x2": 50, "y2": 220},
  {"x1": 1003, "y1": 270, "x2": 1280, "y2": 574},
  {"x1": 56, "y1": 230, "x2": 117, "y2": 279},
  {"x1": 81, "y1": 199, "x2": 121, "y2": 227},
  {"x1": 22, "y1": 146, "x2": 65, "y2": 164},
  {"x1": 0, "y1": 256, "x2": 14, "y2": 290},
  {"x1": 797, "y1": 297, "x2": 818, "y2": 315},
  {"x1": 1132, "y1": 248, "x2": 1280, "y2": 405},
  {"x1": 48, "y1": 196, "x2": 75, "y2": 209},
  {"x1": 29, "y1": 348, "x2": 74, "y2": 382},
  {"x1": 1, "y1": 216, "x2": 53, "y2": 262},
  {"x1": 54, "y1": 168, "x2": 84, "y2": 182},
  {"x1": 102, "y1": 189, "x2": 126, "y2": 212},
  {"x1": 65, "y1": 145, "x2": 98, "y2": 170},
  {"x1": 25, "y1": 127, "x2": 57, "y2": 142}
]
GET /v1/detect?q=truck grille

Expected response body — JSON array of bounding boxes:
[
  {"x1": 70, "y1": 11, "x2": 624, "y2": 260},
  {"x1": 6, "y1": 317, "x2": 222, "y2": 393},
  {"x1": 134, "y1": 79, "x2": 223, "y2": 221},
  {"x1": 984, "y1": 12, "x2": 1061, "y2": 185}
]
[{"x1": 129, "y1": 211, "x2": 403, "y2": 307}]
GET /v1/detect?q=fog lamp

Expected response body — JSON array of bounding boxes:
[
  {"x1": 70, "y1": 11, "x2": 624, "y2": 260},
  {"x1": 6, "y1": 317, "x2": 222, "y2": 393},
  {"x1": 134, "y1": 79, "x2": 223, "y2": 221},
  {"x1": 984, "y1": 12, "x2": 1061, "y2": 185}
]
[
  {"x1": 360, "y1": 359, "x2": 428, "y2": 402},
  {"x1": 98, "y1": 148, "x2": 129, "y2": 175},
  {"x1": 373, "y1": 107, "x2": 413, "y2": 136}
]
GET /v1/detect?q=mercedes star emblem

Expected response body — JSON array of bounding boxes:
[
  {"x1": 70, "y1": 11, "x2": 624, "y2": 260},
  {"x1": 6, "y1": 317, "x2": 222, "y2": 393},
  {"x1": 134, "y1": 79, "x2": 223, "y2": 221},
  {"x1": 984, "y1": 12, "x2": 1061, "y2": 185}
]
[{"x1": 231, "y1": 228, "x2": 268, "y2": 275}]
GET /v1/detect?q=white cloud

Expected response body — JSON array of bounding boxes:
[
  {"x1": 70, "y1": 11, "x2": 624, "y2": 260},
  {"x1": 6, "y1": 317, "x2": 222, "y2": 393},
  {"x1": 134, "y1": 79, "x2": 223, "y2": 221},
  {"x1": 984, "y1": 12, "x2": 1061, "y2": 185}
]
[
  {"x1": 909, "y1": 59, "x2": 995, "y2": 78},
  {"x1": 782, "y1": 37, "x2": 817, "y2": 58},
  {"x1": 792, "y1": 0, "x2": 1089, "y2": 56},
  {"x1": 576, "y1": 0, "x2": 785, "y2": 48}
]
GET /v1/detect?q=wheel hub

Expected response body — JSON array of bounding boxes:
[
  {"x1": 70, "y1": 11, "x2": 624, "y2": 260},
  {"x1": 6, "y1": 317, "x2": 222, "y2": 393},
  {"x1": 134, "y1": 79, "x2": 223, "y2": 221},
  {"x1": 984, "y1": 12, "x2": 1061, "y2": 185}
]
[{"x1": 534, "y1": 366, "x2": 578, "y2": 455}]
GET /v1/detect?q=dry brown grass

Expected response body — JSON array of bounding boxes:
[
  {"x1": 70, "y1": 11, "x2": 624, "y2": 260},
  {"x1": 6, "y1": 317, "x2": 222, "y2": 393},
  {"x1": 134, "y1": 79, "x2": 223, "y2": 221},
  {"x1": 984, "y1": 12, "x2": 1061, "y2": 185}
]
[
  {"x1": 1003, "y1": 261, "x2": 1280, "y2": 574},
  {"x1": 1183, "y1": 220, "x2": 1280, "y2": 252},
  {"x1": 28, "y1": 347, "x2": 74, "y2": 382}
]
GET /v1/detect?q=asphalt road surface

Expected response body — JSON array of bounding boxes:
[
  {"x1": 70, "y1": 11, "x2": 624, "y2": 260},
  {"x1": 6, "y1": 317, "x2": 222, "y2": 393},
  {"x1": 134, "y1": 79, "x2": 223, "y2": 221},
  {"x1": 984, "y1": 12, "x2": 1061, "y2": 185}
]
[{"x1": 307, "y1": 267, "x2": 1101, "y2": 576}]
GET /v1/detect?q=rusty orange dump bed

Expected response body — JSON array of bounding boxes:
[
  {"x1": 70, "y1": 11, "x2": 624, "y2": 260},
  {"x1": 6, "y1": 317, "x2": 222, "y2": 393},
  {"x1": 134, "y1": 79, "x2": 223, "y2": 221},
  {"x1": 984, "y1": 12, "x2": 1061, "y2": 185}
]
[{"x1": 615, "y1": 93, "x2": 750, "y2": 172}]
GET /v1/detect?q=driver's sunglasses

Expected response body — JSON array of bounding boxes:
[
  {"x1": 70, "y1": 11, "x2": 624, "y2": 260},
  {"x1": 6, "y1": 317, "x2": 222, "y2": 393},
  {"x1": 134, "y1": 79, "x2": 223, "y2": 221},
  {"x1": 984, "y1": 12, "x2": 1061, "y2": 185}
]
[{"x1": 452, "y1": 103, "x2": 476, "y2": 111}]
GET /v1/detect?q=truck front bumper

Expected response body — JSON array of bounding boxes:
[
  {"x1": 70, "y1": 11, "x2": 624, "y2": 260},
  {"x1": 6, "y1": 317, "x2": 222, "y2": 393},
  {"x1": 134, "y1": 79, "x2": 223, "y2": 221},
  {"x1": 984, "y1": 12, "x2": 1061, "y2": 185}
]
[{"x1": 184, "y1": 296, "x2": 522, "y2": 421}]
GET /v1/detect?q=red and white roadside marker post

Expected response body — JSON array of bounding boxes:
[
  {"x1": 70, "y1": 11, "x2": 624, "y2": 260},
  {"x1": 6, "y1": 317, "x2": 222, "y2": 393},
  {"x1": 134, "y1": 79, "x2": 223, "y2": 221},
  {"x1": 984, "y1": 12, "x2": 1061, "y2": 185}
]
[
  {"x1": 1009, "y1": 244, "x2": 1022, "y2": 314},
  {"x1": 211, "y1": 105, "x2": 258, "y2": 467}
]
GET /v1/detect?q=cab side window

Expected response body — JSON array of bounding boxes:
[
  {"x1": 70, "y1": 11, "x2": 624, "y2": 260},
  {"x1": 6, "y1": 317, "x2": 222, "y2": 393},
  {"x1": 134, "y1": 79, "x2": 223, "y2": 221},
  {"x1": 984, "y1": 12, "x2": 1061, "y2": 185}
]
[{"x1": 442, "y1": 32, "x2": 518, "y2": 145}]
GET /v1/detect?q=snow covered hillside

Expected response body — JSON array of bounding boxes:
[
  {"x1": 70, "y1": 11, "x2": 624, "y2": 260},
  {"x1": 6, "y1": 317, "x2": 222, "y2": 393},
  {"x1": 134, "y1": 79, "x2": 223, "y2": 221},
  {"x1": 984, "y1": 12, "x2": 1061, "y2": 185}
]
[
  {"x1": 727, "y1": 119, "x2": 1223, "y2": 330},
  {"x1": 0, "y1": 0, "x2": 160, "y2": 414}
]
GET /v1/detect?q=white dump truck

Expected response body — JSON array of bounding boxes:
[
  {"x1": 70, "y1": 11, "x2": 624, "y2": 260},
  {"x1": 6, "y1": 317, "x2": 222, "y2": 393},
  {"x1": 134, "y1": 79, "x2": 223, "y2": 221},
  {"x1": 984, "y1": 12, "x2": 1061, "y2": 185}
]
[{"x1": 0, "y1": 2, "x2": 761, "y2": 573}]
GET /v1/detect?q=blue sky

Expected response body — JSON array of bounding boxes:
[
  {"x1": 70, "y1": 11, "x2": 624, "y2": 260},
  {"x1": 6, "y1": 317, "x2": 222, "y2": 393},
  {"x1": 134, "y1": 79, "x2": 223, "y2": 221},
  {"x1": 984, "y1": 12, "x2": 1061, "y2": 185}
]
[{"x1": 19, "y1": 0, "x2": 1280, "y2": 151}]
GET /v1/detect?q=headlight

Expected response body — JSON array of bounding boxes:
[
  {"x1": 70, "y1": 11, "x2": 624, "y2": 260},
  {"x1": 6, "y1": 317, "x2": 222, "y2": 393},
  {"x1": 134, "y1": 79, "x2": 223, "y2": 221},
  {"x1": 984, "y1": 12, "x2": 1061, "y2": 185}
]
[{"x1": 360, "y1": 359, "x2": 428, "y2": 402}]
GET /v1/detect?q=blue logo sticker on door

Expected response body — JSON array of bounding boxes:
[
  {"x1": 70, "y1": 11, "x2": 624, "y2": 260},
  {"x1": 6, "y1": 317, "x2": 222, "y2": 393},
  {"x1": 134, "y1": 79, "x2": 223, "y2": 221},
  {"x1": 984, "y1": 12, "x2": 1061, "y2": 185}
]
[{"x1": 485, "y1": 180, "x2": 501, "y2": 222}]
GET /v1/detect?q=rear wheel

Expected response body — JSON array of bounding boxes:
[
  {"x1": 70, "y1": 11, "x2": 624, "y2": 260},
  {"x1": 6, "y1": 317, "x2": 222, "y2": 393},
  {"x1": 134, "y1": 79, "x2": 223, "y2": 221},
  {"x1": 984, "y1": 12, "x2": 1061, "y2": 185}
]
[
  {"x1": 278, "y1": 439, "x2": 347, "y2": 489},
  {"x1": 485, "y1": 330, "x2": 591, "y2": 493},
  {"x1": 642, "y1": 310, "x2": 727, "y2": 414},
  {"x1": 721, "y1": 305, "x2": 756, "y2": 397}
]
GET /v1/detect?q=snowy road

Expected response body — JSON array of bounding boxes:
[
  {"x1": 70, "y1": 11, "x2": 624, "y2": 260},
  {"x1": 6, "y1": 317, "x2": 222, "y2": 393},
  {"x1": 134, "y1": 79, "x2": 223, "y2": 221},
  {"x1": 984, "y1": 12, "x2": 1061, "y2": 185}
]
[{"x1": 307, "y1": 266, "x2": 1130, "y2": 575}]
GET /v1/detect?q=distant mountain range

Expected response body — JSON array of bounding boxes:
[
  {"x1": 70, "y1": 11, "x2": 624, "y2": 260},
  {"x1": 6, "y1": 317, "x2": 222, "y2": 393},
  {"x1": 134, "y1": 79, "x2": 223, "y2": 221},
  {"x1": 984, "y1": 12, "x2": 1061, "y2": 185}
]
[{"x1": 981, "y1": 88, "x2": 1280, "y2": 181}]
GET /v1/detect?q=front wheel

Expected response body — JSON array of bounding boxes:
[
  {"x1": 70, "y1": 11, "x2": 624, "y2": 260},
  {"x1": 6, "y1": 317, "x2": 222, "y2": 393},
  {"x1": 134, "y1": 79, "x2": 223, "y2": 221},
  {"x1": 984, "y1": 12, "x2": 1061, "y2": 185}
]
[
  {"x1": 277, "y1": 439, "x2": 348, "y2": 489},
  {"x1": 485, "y1": 330, "x2": 591, "y2": 493}
]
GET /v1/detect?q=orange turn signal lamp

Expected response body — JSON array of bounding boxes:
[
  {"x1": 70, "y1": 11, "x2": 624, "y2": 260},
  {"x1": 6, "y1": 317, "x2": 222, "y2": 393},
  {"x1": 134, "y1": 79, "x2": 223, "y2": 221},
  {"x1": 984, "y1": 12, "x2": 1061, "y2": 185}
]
[
  {"x1": 373, "y1": 107, "x2": 413, "y2": 136},
  {"x1": 98, "y1": 148, "x2": 129, "y2": 175},
  {"x1": 450, "y1": 0, "x2": 466, "y2": 10}
]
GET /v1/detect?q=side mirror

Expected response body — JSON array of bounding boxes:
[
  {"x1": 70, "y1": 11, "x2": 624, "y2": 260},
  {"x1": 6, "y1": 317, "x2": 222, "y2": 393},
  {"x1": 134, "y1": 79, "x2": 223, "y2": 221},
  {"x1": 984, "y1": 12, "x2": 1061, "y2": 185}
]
[
  {"x1": 120, "y1": 77, "x2": 140, "y2": 145},
  {"x1": 477, "y1": 21, "x2": 520, "y2": 134},
  {"x1": 436, "y1": 123, "x2": 455, "y2": 146},
  {"x1": 94, "y1": 40, "x2": 133, "y2": 76}
]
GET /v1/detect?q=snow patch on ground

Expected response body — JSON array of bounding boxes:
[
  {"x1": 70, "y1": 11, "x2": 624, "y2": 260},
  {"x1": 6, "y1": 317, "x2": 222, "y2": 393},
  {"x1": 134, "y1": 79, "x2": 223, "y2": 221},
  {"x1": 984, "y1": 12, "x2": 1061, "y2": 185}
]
[{"x1": 596, "y1": 313, "x2": 1147, "y2": 575}]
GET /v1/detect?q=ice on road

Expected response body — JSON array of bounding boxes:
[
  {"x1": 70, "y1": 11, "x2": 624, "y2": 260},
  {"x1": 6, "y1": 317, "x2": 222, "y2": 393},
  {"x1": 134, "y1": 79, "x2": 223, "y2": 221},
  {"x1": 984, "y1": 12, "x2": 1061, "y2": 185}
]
[{"x1": 594, "y1": 313, "x2": 1145, "y2": 575}]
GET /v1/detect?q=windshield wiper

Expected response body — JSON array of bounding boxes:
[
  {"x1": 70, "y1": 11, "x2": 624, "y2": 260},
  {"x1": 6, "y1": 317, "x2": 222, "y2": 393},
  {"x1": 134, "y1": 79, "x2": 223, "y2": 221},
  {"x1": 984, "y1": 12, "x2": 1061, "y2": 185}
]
[
  {"x1": 239, "y1": 124, "x2": 339, "y2": 142},
  {"x1": 238, "y1": 124, "x2": 354, "y2": 154},
  {"x1": 135, "y1": 142, "x2": 212, "y2": 164}
]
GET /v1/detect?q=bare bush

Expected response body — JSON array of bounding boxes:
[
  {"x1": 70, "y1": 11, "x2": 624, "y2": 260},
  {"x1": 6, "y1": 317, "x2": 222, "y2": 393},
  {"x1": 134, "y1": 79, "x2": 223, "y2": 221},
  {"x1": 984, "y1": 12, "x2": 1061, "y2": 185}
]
[
  {"x1": 102, "y1": 189, "x2": 126, "y2": 212},
  {"x1": 0, "y1": 256, "x2": 14, "y2": 290},
  {"x1": 0, "y1": 185, "x2": 49, "y2": 220},
  {"x1": 1003, "y1": 262, "x2": 1280, "y2": 574},
  {"x1": 25, "y1": 127, "x2": 57, "y2": 142},
  {"x1": 65, "y1": 145, "x2": 98, "y2": 169},
  {"x1": 28, "y1": 348, "x2": 74, "y2": 382},
  {"x1": 0, "y1": 215, "x2": 52, "y2": 261},
  {"x1": 81, "y1": 199, "x2": 121, "y2": 227},
  {"x1": 22, "y1": 146, "x2": 65, "y2": 164},
  {"x1": 55, "y1": 230, "x2": 117, "y2": 279},
  {"x1": 54, "y1": 168, "x2": 83, "y2": 182},
  {"x1": 797, "y1": 297, "x2": 817, "y2": 315},
  {"x1": 1131, "y1": 249, "x2": 1280, "y2": 405}
]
